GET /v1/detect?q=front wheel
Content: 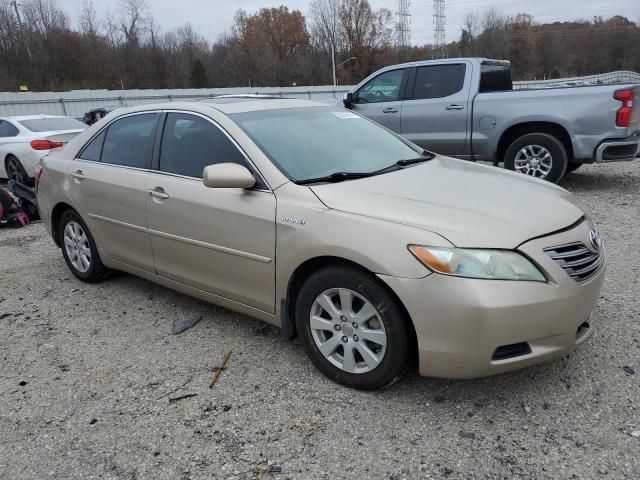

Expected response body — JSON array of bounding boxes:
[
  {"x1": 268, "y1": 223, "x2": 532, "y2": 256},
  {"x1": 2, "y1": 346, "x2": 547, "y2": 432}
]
[
  {"x1": 295, "y1": 266, "x2": 409, "y2": 390},
  {"x1": 504, "y1": 133, "x2": 568, "y2": 183}
]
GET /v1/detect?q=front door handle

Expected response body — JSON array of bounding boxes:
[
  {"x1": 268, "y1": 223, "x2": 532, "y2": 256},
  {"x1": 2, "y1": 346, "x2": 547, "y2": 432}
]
[
  {"x1": 445, "y1": 104, "x2": 464, "y2": 111},
  {"x1": 148, "y1": 188, "x2": 169, "y2": 200},
  {"x1": 383, "y1": 107, "x2": 398, "y2": 113},
  {"x1": 70, "y1": 170, "x2": 85, "y2": 180}
]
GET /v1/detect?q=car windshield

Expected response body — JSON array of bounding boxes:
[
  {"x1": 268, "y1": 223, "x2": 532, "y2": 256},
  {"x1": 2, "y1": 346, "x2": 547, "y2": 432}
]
[
  {"x1": 231, "y1": 106, "x2": 424, "y2": 182},
  {"x1": 19, "y1": 117, "x2": 87, "y2": 132}
]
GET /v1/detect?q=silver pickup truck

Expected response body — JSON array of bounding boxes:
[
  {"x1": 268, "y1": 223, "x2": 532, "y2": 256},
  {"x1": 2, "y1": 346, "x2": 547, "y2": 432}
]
[{"x1": 343, "y1": 58, "x2": 640, "y2": 183}]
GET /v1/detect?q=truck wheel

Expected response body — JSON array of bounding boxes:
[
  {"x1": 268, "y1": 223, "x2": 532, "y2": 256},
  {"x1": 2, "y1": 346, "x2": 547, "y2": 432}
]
[{"x1": 504, "y1": 133, "x2": 568, "y2": 183}]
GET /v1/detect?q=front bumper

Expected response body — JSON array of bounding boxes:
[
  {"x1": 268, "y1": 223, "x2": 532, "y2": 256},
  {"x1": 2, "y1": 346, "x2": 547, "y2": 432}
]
[
  {"x1": 379, "y1": 220, "x2": 606, "y2": 379},
  {"x1": 593, "y1": 131, "x2": 640, "y2": 162}
]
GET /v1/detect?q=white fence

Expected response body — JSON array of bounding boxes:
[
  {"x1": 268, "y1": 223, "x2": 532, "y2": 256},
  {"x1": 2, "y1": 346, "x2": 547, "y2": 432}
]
[{"x1": 0, "y1": 70, "x2": 638, "y2": 118}]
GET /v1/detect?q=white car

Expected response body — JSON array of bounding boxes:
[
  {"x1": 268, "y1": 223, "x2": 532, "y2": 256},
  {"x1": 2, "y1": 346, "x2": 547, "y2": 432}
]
[{"x1": 0, "y1": 115, "x2": 87, "y2": 185}]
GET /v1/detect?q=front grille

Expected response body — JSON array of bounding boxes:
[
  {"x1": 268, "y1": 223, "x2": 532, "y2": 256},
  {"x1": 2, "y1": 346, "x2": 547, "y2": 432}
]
[{"x1": 544, "y1": 242, "x2": 604, "y2": 283}]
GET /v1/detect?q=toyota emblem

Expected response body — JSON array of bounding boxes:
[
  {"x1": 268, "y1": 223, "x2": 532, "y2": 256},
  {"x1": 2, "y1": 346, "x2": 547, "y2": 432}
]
[{"x1": 589, "y1": 229, "x2": 602, "y2": 251}]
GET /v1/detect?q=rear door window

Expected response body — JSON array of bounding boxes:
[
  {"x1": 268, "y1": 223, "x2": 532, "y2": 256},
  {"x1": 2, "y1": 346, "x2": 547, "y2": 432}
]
[
  {"x1": 158, "y1": 113, "x2": 248, "y2": 179},
  {"x1": 78, "y1": 130, "x2": 106, "y2": 162},
  {"x1": 411, "y1": 64, "x2": 466, "y2": 99},
  {"x1": 0, "y1": 120, "x2": 19, "y2": 138},
  {"x1": 101, "y1": 113, "x2": 159, "y2": 169}
]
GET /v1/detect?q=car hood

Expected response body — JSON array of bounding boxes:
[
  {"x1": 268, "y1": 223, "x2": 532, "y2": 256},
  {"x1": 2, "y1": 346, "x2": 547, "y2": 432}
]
[{"x1": 309, "y1": 157, "x2": 584, "y2": 249}]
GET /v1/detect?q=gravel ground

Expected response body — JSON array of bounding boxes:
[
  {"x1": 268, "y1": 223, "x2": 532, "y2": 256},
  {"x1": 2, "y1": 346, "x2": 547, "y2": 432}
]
[{"x1": 1, "y1": 162, "x2": 639, "y2": 480}]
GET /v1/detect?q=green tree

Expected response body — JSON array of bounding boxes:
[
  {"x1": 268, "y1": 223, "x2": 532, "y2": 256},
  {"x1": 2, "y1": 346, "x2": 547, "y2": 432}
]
[{"x1": 190, "y1": 59, "x2": 207, "y2": 88}]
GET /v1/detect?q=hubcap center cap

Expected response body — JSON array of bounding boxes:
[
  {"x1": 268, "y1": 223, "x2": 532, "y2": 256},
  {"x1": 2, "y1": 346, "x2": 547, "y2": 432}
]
[
  {"x1": 341, "y1": 323, "x2": 354, "y2": 337},
  {"x1": 529, "y1": 157, "x2": 540, "y2": 168}
]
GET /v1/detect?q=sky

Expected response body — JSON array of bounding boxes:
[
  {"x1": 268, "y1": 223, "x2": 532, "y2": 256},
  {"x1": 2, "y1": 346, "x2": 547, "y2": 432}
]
[{"x1": 61, "y1": 0, "x2": 640, "y2": 44}]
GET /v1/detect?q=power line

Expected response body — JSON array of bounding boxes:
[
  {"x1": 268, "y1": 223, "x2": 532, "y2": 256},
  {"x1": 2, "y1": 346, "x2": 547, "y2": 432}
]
[{"x1": 433, "y1": 0, "x2": 447, "y2": 58}]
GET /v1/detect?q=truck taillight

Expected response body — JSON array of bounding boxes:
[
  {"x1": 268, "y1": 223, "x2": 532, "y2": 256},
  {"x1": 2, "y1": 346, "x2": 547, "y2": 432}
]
[
  {"x1": 30, "y1": 139, "x2": 64, "y2": 150},
  {"x1": 614, "y1": 89, "x2": 634, "y2": 128}
]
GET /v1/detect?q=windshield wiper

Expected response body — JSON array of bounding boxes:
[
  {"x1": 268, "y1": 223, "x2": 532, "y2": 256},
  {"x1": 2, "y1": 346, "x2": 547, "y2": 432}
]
[
  {"x1": 295, "y1": 171, "x2": 373, "y2": 185},
  {"x1": 372, "y1": 153, "x2": 436, "y2": 174},
  {"x1": 295, "y1": 152, "x2": 435, "y2": 186}
]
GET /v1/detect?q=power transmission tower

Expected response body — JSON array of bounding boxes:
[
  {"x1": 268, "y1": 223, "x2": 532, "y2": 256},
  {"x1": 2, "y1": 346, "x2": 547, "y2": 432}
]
[
  {"x1": 433, "y1": 0, "x2": 447, "y2": 59},
  {"x1": 396, "y1": 0, "x2": 411, "y2": 61}
]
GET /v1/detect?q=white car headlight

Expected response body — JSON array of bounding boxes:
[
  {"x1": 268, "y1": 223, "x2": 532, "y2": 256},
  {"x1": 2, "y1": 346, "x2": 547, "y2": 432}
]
[{"x1": 408, "y1": 245, "x2": 546, "y2": 282}]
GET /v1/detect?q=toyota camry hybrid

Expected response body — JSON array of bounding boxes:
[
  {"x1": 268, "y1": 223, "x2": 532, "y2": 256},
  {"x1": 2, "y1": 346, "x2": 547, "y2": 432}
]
[{"x1": 36, "y1": 98, "x2": 606, "y2": 390}]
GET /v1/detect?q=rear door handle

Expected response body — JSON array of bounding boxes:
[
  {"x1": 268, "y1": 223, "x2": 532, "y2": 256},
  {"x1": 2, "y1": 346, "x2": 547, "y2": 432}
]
[
  {"x1": 383, "y1": 107, "x2": 398, "y2": 114},
  {"x1": 148, "y1": 188, "x2": 169, "y2": 200},
  {"x1": 445, "y1": 104, "x2": 464, "y2": 111},
  {"x1": 71, "y1": 170, "x2": 85, "y2": 180}
]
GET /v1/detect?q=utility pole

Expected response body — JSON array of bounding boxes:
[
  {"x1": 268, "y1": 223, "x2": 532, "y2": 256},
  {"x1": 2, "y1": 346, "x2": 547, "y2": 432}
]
[
  {"x1": 433, "y1": 0, "x2": 447, "y2": 59},
  {"x1": 396, "y1": 0, "x2": 412, "y2": 61},
  {"x1": 331, "y1": 42, "x2": 337, "y2": 86},
  {"x1": 10, "y1": 0, "x2": 32, "y2": 62}
]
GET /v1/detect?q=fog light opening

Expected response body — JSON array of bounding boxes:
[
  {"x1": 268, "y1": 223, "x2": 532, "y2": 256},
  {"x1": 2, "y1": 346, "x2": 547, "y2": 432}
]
[{"x1": 492, "y1": 342, "x2": 532, "y2": 361}]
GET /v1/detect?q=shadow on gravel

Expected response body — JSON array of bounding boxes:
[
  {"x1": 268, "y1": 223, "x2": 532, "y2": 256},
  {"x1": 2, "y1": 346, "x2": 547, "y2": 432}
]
[{"x1": 560, "y1": 169, "x2": 638, "y2": 192}]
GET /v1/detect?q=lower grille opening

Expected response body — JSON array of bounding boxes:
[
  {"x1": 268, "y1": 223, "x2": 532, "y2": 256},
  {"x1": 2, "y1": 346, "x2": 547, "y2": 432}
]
[
  {"x1": 492, "y1": 342, "x2": 532, "y2": 361},
  {"x1": 576, "y1": 321, "x2": 590, "y2": 340}
]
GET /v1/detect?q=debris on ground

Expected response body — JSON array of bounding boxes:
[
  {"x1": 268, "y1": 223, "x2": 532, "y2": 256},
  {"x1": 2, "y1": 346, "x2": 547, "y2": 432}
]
[
  {"x1": 209, "y1": 350, "x2": 232, "y2": 388},
  {"x1": 622, "y1": 365, "x2": 635, "y2": 375},
  {"x1": 172, "y1": 315, "x2": 203, "y2": 335},
  {"x1": 622, "y1": 427, "x2": 640, "y2": 438},
  {"x1": 168, "y1": 393, "x2": 198, "y2": 403}
]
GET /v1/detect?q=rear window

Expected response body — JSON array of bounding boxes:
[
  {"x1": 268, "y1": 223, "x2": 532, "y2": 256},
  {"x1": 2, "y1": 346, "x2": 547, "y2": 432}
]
[
  {"x1": 19, "y1": 118, "x2": 87, "y2": 132},
  {"x1": 411, "y1": 64, "x2": 466, "y2": 99},
  {"x1": 479, "y1": 63, "x2": 513, "y2": 93}
]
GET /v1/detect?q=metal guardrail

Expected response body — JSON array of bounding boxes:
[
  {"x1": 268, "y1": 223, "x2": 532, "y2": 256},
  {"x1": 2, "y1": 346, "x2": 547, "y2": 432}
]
[
  {"x1": 0, "y1": 71, "x2": 638, "y2": 117},
  {"x1": 0, "y1": 86, "x2": 351, "y2": 118},
  {"x1": 514, "y1": 71, "x2": 640, "y2": 89}
]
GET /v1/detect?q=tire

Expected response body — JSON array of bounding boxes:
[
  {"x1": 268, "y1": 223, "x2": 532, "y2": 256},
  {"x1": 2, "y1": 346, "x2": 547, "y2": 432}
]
[
  {"x1": 5, "y1": 155, "x2": 33, "y2": 186},
  {"x1": 58, "y1": 210, "x2": 110, "y2": 283},
  {"x1": 295, "y1": 265, "x2": 409, "y2": 390},
  {"x1": 566, "y1": 162, "x2": 582, "y2": 173},
  {"x1": 503, "y1": 133, "x2": 568, "y2": 183}
]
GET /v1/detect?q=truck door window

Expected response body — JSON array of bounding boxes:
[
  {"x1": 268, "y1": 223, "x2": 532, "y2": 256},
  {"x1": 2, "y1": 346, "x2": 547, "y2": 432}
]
[
  {"x1": 357, "y1": 69, "x2": 405, "y2": 103},
  {"x1": 411, "y1": 64, "x2": 466, "y2": 99}
]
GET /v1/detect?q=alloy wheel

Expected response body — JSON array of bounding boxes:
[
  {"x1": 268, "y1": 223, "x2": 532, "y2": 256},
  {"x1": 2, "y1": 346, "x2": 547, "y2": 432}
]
[
  {"x1": 309, "y1": 288, "x2": 387, "y2": 374},
  {"x1": 6, "y1": 158, "x2": 24, "y2": 184},
  {"x1": 63, "y1": 221, "x2": 92, "y2": 273},
  {"x1": 514, "y1": 145, "x2": 553, "y2": 178}
]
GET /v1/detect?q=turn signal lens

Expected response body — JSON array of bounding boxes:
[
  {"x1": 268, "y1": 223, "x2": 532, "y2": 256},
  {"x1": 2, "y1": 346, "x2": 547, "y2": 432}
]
[{"x1": 408, "y1": 245, "x2": 546, "y2": 282}]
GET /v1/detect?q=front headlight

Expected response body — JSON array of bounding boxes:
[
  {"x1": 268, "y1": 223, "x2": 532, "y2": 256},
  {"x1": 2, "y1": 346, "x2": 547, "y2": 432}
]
[{"x1": 408, "y1": 245, "x2": 546, "y2": 282}]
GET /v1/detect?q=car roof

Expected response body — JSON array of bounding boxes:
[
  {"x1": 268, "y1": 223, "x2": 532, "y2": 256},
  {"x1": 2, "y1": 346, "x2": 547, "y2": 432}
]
[
  {"x1": 105, "y1": 98, "x2": 331, "y2": 117},
  {"x1": 0, "y1": 114, "x2": 71, "y2": 122}
]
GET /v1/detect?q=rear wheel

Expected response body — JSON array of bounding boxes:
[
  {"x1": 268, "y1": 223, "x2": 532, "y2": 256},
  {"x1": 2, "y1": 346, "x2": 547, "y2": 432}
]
[
  {"x1": 58, "y1": 210, "x2": 110, "y2": 283},
  {"x1": 503, "y1": 133, "x2": 568, "y2": 183},
  {"x1": 5, "y1": 155, "x2": 32, "y2": 186},
  {"x1": 295, "y1": 265, "x2": 409, "y2": 390}
]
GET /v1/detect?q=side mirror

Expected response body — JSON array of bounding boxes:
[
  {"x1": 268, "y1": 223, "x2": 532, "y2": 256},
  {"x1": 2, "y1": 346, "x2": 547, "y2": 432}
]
[
  {"x1": 343, "y1": 92, "x2": 354, "y2": 109},
  {"x1": 203, "y1": 163, "x2": 256, "y2": 189}
]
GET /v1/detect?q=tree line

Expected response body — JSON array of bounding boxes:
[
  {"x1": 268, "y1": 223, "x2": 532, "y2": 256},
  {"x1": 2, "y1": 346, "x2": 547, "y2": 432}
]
[{"x1": 0, "y1": 0, "x2": 638, "y2": 92}]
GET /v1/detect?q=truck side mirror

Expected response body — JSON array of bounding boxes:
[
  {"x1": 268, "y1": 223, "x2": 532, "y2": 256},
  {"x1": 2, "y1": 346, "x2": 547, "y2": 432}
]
[{"x1": 343, "y1": 92, "x2": 354, "y2": 109}]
